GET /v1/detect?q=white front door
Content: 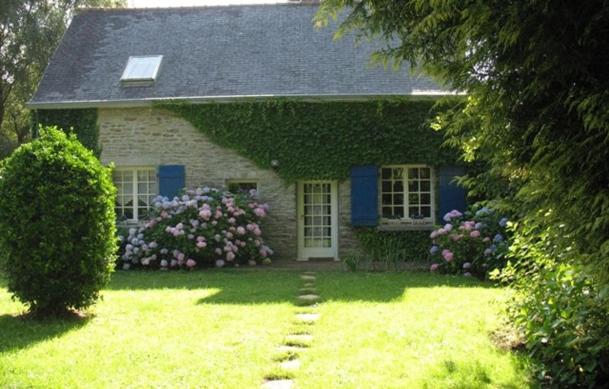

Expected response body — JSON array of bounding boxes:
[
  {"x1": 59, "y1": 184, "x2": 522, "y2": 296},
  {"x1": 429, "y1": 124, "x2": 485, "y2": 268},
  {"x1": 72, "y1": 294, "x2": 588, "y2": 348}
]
[{"x1": 297, "y1": 181, "x2": 339, "y2": 260}]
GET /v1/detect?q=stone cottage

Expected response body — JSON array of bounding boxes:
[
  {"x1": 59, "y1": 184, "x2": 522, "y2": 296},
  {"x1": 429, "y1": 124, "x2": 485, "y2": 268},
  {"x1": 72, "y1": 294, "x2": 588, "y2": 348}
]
[{"x1": 28, "y1": 4, "x2": 466, "y2": 261}]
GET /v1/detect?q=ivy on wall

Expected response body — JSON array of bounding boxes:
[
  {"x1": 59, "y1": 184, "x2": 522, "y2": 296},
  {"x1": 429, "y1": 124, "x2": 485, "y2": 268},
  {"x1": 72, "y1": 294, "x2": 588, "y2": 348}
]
[
  {"x1": 162, "y1": 98, "x2": 462, "y2": 181},
  {"x1": 31, "y1": 109, "x2": 100, "y2": 156},
  {"x1": 164, "y1": 98, "x2": 460, "y2": 261}
]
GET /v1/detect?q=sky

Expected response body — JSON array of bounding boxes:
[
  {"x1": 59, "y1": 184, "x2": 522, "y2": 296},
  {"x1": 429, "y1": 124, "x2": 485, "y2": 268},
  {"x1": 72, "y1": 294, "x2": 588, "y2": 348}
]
[{"x1": 128, "y1": 0, "x2": 290, "y2": 6}]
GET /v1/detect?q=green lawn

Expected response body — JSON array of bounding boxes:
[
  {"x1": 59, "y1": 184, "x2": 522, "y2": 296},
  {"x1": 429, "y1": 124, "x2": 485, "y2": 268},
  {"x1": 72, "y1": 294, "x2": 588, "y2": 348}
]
[{"x1": 0, "y1": 270, "x2": 531, "y2": 388}]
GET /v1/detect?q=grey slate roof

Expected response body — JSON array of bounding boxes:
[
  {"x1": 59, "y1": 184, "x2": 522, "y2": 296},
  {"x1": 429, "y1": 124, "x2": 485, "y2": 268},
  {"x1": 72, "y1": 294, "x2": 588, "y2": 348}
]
[{"x1": 29, "y1": 4, "x2": 447, "y2": 108}]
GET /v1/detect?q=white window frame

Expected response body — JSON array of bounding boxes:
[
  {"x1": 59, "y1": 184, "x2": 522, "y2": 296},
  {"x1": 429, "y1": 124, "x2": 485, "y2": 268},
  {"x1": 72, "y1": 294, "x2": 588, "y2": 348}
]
[
  {"x1": 120, "y1": 55, "x2": 163, "y2": 82},
  {"x1": 226, "y1": 179, "x2": 259, "y2": 195},
  {"x1": 378, "y1": 164, "x2": 435, "y2": 226},
  {"x1": 113, "y1": 167, "x2": 158, "y2": 222}
]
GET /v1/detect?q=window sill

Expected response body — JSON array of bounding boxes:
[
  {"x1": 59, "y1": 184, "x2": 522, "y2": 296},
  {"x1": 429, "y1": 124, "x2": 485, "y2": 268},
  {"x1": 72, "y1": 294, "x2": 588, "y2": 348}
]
[
  {"x1": 117, "y1": 219, "x2": 140, "y2": 227},
  {"x1": 377, "y1": 222, "x2": 435, "y2": 232}
]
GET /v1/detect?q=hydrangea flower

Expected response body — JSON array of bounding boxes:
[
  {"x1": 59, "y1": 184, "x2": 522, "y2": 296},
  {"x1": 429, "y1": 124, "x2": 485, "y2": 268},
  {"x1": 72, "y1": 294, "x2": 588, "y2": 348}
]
[
  {"x1": 443, "y1": 209, "x2": 463, "y2": 222},
  {"x1": 119, "y1": 186, "x2": 272, "y2": 270}
]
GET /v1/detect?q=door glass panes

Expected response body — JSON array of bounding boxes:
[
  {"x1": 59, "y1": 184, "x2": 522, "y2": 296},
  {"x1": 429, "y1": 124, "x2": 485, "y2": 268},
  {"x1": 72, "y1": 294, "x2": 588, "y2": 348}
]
[{"x1": 303, "y1": 182, "x2": 332, "y2": 248}]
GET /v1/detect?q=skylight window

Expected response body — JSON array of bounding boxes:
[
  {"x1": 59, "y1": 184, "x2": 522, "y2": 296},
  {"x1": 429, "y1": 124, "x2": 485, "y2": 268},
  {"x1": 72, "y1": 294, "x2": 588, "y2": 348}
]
[{"x1": 121, "y1": 55, "x2": 163, "y2": 83}]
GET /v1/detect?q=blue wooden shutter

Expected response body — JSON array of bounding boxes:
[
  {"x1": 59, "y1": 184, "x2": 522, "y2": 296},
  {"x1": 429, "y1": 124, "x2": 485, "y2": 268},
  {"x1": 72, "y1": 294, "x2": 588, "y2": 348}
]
[
  {"x1": 158, "y1": 165, "x2": 185, "y2": 199},
  {"x1": 438, "y1": 165, "x2": 467, "y2": 219},
  {"x1": 351, "y1": 165, "x2": 378, "y2": 226}
]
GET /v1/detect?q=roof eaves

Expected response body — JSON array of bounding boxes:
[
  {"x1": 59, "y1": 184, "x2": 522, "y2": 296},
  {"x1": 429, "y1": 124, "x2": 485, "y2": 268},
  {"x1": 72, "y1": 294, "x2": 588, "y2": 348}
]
[{"x1": 27, "y1": 91, "x2": 462, "y2": 109}]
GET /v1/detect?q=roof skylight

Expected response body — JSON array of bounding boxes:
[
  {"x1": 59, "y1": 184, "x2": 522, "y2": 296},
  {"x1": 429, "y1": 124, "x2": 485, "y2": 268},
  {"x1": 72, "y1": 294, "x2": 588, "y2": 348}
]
[{"x1": 121, "y1": 55, "x2": 163, "y2": 83}]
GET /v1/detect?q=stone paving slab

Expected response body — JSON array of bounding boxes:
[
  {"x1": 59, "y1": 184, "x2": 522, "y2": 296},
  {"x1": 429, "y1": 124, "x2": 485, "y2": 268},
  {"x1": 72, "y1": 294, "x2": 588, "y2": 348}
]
[
  {"x1": 277, "y1": 345, "x2": 303, "y2": 353},
  {"x1": 295, "y1": 313, "x2": 320, "y2": 322},
  {"x1": 285, "y1": 334, "x2": 314, "y2": 342},
  {"x1": 262, "y1": 379, "x2": 293, "y2": 389},
  {"x1": 300, "y1": 275, "x2": 316, "y2": 282},
  {"x1": 297, "y1": 294, "x2": 320, "y2": 304},
  {"x1": 279, "y1": 359, "x2": 301, "y2": 370}
]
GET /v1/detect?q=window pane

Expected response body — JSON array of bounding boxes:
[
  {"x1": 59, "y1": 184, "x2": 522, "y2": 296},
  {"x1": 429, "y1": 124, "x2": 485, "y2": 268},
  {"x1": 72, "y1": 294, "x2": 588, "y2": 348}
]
[
  {"x1": 381, "y1": 168, "x2": 392, "y2": 179},
  {"x1": 420, "y1": 181, "x2": 431, "y2": 191},
  {"x1": 409, "y1": 207, "x2": 419, "y2": 218},
  {"x1": 137, "y1": 170, "x2": 149, "y2": 181},
  {"x1": 304, "y1": 227, "x2": 312, "y2": 237},
  {"x1": 382, "y1": 207, "x2": 393, "y2": 217},
  {"x1": 382, "y1": 181, "x2": 392, "y2": 192},
  {"x1": 408, "y1": 168, "x2": 419, "y2": 179},
  {"x1": 409, "y1": 194, "x2": 419, "y2": 204},
  {"x1": 393, "y1": 181, "x2": 403, "y2": 192},
  {"x1": 394, "y1": 193, "x2": 404, "y2": 205},
  {"x1": 138, "y1": 195, "x2": 149, "y2": 206},
  {"x1": 421, "y1": 207, "x2": 431, "y2": 218},
  {"x1": 421, "y1": 193, "x2": 431, "y2": 205},
  {"x1": 382, "y1": 194, "x2": 392, "y2": 205},
  {"x1": 122, "y1": 56, "x2": 162, "y2": 81},
  {"x1": 420, "y1": 168, "x2": 431, "y2": 179},
  {"x1": 392, "y1": 168, "x2": 403, "y2": 179},
  {"x1": 408, "y1": 180, "x2": 419, "y2": 192},
  {"x1": 394, "y1": 207, "x2": 404, "y2": 218}
]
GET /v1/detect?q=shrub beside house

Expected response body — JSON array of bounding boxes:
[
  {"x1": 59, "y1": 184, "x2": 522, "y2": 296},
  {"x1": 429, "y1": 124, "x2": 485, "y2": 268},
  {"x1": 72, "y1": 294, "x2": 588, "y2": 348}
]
[{"x1": 28, "y1": 4, "x2": 466, "y2": 262}]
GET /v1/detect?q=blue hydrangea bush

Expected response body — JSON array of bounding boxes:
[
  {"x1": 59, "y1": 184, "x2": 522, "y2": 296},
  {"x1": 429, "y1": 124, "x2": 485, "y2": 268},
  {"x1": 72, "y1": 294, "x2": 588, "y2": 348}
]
[
  {"x1": 429, "y1": 206, "x2": 509, "y2": 278},
  {"x1": 120, "y1": 187, "x2": 273, "y2": 270}
]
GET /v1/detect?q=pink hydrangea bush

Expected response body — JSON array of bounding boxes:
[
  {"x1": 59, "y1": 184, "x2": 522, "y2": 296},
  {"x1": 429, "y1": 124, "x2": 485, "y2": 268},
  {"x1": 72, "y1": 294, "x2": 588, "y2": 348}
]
[
  {"x1": 119, "y1": 187, "x2": 273, "y2": 270},
  {"x1": 429, "y1": 206, "x2": 510, "y2": 278}
]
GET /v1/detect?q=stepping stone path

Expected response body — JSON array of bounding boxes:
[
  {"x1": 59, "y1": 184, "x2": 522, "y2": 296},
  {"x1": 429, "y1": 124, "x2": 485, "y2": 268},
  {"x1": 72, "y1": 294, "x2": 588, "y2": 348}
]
[{"x1": 262, "y1": 271, "x2": 322, "y2": 388}]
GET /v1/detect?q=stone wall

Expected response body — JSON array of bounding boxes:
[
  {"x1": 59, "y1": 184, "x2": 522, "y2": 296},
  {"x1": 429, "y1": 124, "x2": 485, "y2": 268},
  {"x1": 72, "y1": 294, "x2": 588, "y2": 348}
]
[{"x1": 98, "y1": 107, "x2": 360, "y2": 260}]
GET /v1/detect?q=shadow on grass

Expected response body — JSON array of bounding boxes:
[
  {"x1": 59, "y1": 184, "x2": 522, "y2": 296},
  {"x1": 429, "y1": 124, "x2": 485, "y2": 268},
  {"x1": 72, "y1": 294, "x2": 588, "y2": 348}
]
[
  {"x1": 0, "y1": 313, "x2": 90, "y2": 353},
  {"x1": 104, "y1": 269, "x2": 495, "y2": 305}
]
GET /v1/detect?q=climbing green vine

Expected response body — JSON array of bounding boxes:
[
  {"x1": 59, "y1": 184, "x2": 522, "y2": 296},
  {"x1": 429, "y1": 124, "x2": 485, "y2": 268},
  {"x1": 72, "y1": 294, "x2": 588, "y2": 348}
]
[
  {"x1": 162, "y1": 98, "x2": 462, "y2": 181},
  {"x1": 31, "y1": 109, "x2": 100, "y2": 156}
]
